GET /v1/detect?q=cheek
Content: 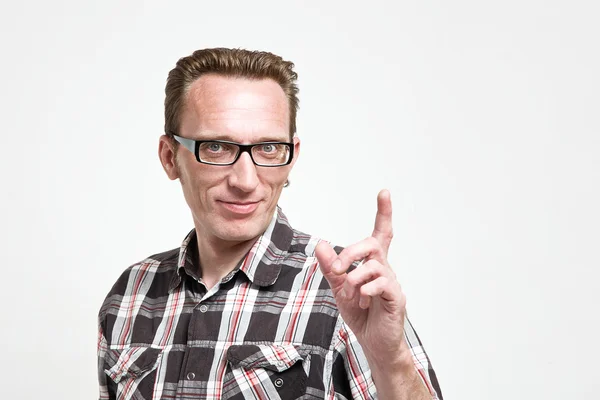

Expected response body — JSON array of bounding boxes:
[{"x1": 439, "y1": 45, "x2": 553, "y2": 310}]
[
  {"x1": 181, "y1": 166, "x2": 222, "y2": 200},
  {"x1": 263, "y1": 171, "x2": 288, "y2": 193}
]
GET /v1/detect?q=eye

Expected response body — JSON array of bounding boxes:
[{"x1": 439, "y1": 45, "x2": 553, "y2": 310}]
[
  {"x1": 261, "y1": 144, "x2": 275, "y2": 153},
  {"x1": 207, "y1": 142, "x2": 223, "y2": 152}
]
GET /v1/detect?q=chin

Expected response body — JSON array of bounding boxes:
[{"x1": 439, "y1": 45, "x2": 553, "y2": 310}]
[{"x1": 213, "y1": 217, "x2": 267, "y2": 243}]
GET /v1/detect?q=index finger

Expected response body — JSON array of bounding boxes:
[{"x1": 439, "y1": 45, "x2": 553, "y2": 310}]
[{"x1": 372, "y1": 189, "x2": 393, "y2": 253}]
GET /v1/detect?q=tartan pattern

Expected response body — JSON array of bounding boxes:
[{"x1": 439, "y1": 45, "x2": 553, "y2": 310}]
[{"x1": 98, "y1": 207, "x2": 442, "y2": 399}]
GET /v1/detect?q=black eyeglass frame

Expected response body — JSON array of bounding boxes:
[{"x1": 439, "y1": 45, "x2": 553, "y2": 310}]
[{"x1": 170, "y1": 134, "x2": 294, "y2": 167}]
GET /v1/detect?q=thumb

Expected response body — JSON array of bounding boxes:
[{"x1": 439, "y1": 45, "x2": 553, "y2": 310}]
[{"x1": 315, "y1": 241, "x2": 346, "y2": 293}]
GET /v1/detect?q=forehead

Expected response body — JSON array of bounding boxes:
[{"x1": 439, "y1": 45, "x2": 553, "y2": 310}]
[{"x1": 181, "y1": 74, "x2": 290, "y2": 141}]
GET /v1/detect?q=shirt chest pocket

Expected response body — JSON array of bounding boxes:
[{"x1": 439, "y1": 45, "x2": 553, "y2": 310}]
[
  {"x1": 104, "y1": 346, "x2": 163, "y2": 400},
  {"x1": 224, "y1": 343, "x2": 310, "y2": 400}
]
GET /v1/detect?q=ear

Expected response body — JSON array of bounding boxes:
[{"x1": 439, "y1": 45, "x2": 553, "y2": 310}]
[{"x1": 158, "y1": 135, "x2": 180, "y2": 180}]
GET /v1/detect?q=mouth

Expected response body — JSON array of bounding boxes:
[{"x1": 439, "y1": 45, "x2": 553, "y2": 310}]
[{"x1": 217, "y1": 200, "x2": 261, "y2": 215}]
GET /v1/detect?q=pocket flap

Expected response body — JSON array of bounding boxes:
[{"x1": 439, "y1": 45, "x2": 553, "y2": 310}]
[
  {"x1": 104, "y1": 346, "x2": 162, "y2": 384},
  {"x1": 227, "y1": 343, "x2": 306, "y2": 373}
]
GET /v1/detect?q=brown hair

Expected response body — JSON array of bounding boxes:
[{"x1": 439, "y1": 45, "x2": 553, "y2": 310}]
[{"x1": 164, "y1": 48, "x2": 299, "y2": 140}]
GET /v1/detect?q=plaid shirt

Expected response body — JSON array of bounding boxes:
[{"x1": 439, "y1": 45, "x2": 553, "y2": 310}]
[{"x1": 98, "y1": 207, "x2": 442, "y2": 400}]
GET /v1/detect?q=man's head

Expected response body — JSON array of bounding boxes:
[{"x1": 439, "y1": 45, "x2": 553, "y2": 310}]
[
  {"x1": 164, "y1": 48, "x2": 299, "y2": 141},
  {"x1": 158, "y1": 48, "x2": 301, "y2": 246}
]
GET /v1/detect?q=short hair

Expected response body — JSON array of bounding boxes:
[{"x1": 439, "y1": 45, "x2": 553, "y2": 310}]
[{"x1": 164, "y1": 48, "x2": 299, "y2": 141}]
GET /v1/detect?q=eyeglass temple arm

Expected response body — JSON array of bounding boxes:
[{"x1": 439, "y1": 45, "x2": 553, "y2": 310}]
[{"x1": 171, "y1": 134, "x2": 196, "y2": 154}]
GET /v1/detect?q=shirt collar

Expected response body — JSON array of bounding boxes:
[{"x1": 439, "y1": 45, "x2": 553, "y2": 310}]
[{"x1": 169, "y1": 206, "x2": 294, "y2": 292}]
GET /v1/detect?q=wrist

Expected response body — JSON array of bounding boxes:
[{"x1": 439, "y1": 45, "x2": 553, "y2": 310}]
[
  {"x1": 362, "y1": 340, "x2": 431, "y2": 399},
  {"x1": 368, "y1": 349, "x2": 415, "y2": 377},
  {"x1": 366, "y1": 338, "x2": 414, "y2": 374},
  {"x1": 368, "y1": 351, "x2": 428, "y2": 400}
]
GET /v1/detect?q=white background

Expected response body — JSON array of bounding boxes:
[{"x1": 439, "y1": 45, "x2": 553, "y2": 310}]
[{"x1": 1, "y1": 0, "x2": 598, "y2": 399}]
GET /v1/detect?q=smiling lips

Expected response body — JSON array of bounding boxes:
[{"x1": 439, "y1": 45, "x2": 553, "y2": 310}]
[{"x1": 218, "y1": 200, "x2": 261, "y2": 215}]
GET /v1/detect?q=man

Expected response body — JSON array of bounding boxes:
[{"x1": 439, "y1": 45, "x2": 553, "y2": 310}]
[{"x1": 98, "y1": 48, "x2": 442, "y2": 400}]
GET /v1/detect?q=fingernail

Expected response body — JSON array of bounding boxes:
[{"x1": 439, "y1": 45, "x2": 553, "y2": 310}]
[
  {"x1": 359, "y1": 296, "x2": 369, "y2": 309},
  {"x1": 332, "y1": 259, "x2": 342, "y2": 274}
]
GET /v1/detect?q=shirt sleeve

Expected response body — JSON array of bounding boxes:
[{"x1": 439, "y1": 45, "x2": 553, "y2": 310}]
[
  {"x1": 331, "y1": 316, "x2": 443, "y2": 400},
  {"x1": 98, "y1": 322, "x2": 116, "y2": 400},
  {"x1": 331, "y1": 321, "x2": 378, "y2": 399},
  {"x1": 404, "y1": 316, "x2": 443, "y2": 399}
]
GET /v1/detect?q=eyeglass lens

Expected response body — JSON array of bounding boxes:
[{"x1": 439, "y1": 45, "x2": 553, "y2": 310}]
[{"x1": 198, "y1": 142, "x2": 290, "y2": 165}]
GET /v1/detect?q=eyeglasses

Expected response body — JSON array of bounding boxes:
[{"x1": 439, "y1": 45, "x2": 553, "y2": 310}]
[{"x1": 171, "y1": 134, "x2": 294, "y2": 167}]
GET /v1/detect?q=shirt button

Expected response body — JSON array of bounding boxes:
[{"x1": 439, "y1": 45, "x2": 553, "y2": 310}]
[
  {"x1": 199, "y1": 305, "x2": 208, "y2": 313},
  {"x1": 274, "y1": 378, "x2": 284, "y2": 388},
  {"x1": 276, "y1": 360, "x2": 285, "y2": 368},
  {"x1": 187, "y1": 372, "x2": 196, "y2": 380}
]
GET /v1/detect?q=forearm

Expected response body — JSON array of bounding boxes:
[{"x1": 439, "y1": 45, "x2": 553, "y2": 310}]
[{"x1": 368, "y1": 348, "x2": 432, "y2": 400}]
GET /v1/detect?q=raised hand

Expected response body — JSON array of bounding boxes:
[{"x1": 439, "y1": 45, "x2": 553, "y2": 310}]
[{"x1": 315, "y1": 189, "x2": 410, "y2": 366}]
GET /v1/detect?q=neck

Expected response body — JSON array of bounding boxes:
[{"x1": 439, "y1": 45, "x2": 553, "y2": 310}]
[{"x1": 194, "y1": 230, "x2": 258, "y2": 290}]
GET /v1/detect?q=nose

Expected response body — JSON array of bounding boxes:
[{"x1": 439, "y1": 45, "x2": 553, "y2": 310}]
[{"x1": 227, "y1": 152, "x2": 259, "y2": 192}]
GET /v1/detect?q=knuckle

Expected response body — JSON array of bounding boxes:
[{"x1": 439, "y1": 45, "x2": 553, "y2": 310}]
[
  {"x1": 341, "y1": 247, "x2": 357, "y2": 261},
  {"x1": 346, "y1": 272, "x2": 360, "y2": 286},
  {"x1": 362, "y1": 260, "x2": 379, "y2": 275},
  {"x1": 378, "y1": 276, "x2": 390, "y2": 286},
  {"x1": 388, "y1": 268, "x2": 397, "y2": 279},
  {"x1": 394, "y1": 280, "x2": 403, "y2": 292},
  {"x1": 369, "y1": 261, "x2": 385, "y2": 276}
]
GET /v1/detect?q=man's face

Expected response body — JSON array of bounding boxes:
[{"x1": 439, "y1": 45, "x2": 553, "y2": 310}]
[{"x1": 161, "y1": 74, "x2": 299, "y2": 245}]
